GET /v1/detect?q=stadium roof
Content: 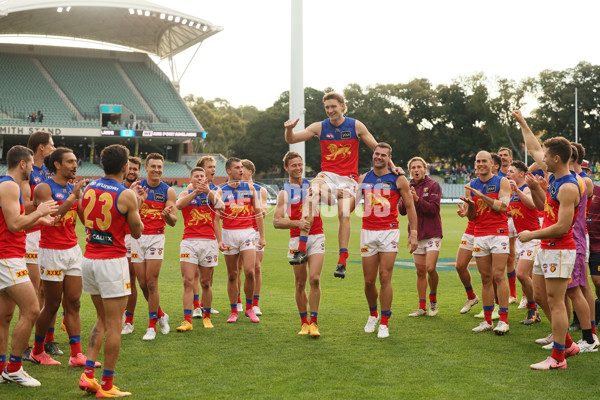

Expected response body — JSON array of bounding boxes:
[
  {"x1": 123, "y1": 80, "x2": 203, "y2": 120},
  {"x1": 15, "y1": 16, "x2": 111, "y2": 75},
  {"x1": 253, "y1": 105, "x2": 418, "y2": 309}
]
[{"x1": 0, "y1": 0, "x2": 222, "y2": 58}]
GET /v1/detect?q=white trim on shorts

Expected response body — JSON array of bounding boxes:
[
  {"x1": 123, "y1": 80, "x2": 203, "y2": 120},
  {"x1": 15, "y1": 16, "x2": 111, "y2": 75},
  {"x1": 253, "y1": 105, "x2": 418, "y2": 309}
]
[
  {"x1": 221, "y1": 228, "x2": 256, "y2": 255},
  {"x1": 0, "y1": 258, "x2": 30, "y2": 290},
  {"x1": 508, "y1": 217, "x2": 517, "y2": 238},
  {"x1": 180, "y1": 238, "x2": 219, "y2": 267},
  {"x1": 473, "y1": 235, "x2": 510, "y2": 257},
  {"x1": 82, "y1": 257, "x2": 131, "y2": 298},
  {"x1": 38, "y1": 245, "x2": 83, "y2": 281},
  {"x1": 360, "y1": 229, "x2": 399, "y2": 257},
  {"x1": 412, "y1": 237, "x2": 442, "y2": 255},
  {"x1": 314, "y1": 171, "x2": 358, "y2": 199},
  {"x1": 25, "y1": 230, "x2": 40, "y2": 264},
  {"x1": 130, "y1": 234, "x2": 165, "y2": 263},
  {"x1": 459, "y1": 233, "x2": 474, "y2": 252},
  {"x1": 533, "y1": 248, "x2": 576, "y2": 279},
  {"x1": 287, "y1": 234, "x2": 325, "y2": 259}
]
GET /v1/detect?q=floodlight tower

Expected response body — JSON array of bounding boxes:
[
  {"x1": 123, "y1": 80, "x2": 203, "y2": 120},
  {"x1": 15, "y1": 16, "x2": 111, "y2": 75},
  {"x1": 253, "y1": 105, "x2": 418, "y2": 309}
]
[{"x1": 290, "y1": 0, "x2": 305, "y2": 175}]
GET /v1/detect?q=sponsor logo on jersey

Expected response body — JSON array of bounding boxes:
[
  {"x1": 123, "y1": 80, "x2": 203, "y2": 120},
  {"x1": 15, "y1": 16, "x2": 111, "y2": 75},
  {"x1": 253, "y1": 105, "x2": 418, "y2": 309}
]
[
  {"x1": 486, "y1": 185, "x2": 496, "y2": 193},
  {"x1": 381, "y1": 182, "x2": 392, "y2": 190},
  {"x1": 341, "y1": 131, "x2": 351, "y2": 139},
  {"x1": 200, "y1": 198, "x2": 210, "y2": 206},
  {"x1": 87, "y1": 229, "x2": 114, "y2": 245}
]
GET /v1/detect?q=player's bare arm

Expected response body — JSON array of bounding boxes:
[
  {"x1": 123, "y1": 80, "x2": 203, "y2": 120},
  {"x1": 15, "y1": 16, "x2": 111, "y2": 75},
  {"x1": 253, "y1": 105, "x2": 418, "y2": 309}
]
[
  {"x1": 284, "y1": 119, "x2": 321, "y2": 144},
  {"x1": 161, "y1": 187, "x2": 177, "y2": 227},
  {"x1": 273, "y1": 190, "x2": 310, "y2": 231},
  {"x1": 397, "y1": 175, "x2": 418, "y2": 253},
  {"x1": 19, "y1": 179, "x2": 35, "y2": 214},
  {"x1": 459, "y1": 188, "x2": 476, "y2": 221},
  {"x1": 524, "y1": 173, "x2": 547, "y2": 211},
  {"x1": 512, "y1": 110, "x2": 546, "y2": 171},
  {"x1": 0, "y1": 180, "x2": 58, "y2": 231},
  {"x1": 510, "y1": 181, "x2": 536, "y2": 210},
  {"x1": 519, "y1": 183, "x2": 579, "y2": 242},
  {"x1": 465, "y1": 178, "x2": 510, "y2": 213}
]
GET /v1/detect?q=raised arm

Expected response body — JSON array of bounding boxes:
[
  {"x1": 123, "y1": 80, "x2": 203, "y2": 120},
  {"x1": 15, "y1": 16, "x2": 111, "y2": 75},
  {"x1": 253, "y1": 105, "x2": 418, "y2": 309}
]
[
  {"x1": 512, "y1": 110, "x2": 546, "y2": 171},
  {"x1": 284, "y1": 119, "x2": 321, "y2": 144}
]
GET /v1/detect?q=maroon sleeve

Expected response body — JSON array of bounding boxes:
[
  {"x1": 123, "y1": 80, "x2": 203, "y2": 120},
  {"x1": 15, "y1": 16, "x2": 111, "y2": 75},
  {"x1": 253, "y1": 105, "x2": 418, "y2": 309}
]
[{"x1": 416, "y1": 181, "x2": 441, "y2": 216}]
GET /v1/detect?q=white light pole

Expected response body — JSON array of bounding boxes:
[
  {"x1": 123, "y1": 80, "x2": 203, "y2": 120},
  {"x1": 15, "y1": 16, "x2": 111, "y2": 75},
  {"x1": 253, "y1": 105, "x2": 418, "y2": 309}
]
[{"x1": 290, "y1": 0, "x2": 305, "y2": 175}]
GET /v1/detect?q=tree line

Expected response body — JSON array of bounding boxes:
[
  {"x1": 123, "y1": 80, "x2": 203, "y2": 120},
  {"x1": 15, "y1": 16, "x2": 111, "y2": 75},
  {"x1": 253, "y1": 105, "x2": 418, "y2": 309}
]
[{"x1": 184, "y1": 61, "x2": 600, "y2": 176}]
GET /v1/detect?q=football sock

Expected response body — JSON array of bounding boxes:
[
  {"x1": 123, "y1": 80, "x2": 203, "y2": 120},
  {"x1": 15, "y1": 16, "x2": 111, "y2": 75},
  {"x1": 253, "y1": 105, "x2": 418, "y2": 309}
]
[
  {"x1": 148, "y1": 312, "x2": 158, "y2": 330},
  {"x1": 381, "y1": 310, "x2": 392, "y2": 326},
  {"x1": 498, "y1": 307, "x2": 509, "y2": 323},
  {"x1": 429, "y1": 292, "x2": 437, "y2": 303},
  {"x1": 184, "y1": 309, "x2": 192, "y2": 323},
  {"x1": 582, "y1": 328, "x2": 594, "y2": 345},
  {"x1": 369, "y1": 305, "x2": 378, "y2": 318},
  {"x1": 101, "y1": 369, "x2": 114, "y2": 391},
  {"x1": 338, "y1": 248, "x2": 348, "y2": 266},
  {"x1": 419, "y1": 299, "x2": 426, "y2": 310},
  {"x1": 32, "y1": 334, "x2": 45, "y2": 356},
  {"x1": 246, "y1": 298, "x2": 253, "y2": 311},
  {"x1": 551, "y1": 342, "x2": 565, "y2": 362},
  {"x1": 253, "y1": 295, "x2": 260, "y2": 307},
  {"x1": 310, "y1": 312, "x2": 318, "y2": 325},
  {"x1": 507, "y1": 270, "x2": 517, "y2": 297},
  {"x1": 298, "y1": 236, "x2": 308, "y2": 253},
  {"x1": 45, "y1": 327, "x2": 55, "y2": 343},
  {"x1": 69, "y1": 335, "x2": 82, "y2": 357},
  {"x1": 483, "y1": 305, "x2": 494, "y2": 325},
  {"x1": 300, "y1": 312, "x2": 308, "y2": 326},
  {"x1": 125, "y1": 311, "x2": 134, "y2": 325},
  {"x1": 465, "y1": 286, "x2": 477, "y2": 300},
  {"x1": 230, "y1": 304, "x2": 238, "y2": 314},
  {"x1": 6, "y1": 354, "x2": 22, "y2": 373},
  {"x1": 193, "y1": 294, "x2": 200, "y2": 309},
  {"x1": 84, "y1": 359, "x2": 96, "y2": 379},
  {"x1": 203, "y1": 307, "x2": 211, "y2": 319}
]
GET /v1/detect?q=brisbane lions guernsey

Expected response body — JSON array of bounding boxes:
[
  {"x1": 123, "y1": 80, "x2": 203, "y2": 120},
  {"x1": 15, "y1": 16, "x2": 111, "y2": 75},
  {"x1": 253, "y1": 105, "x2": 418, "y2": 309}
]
[
  {"x1": 27, "y1": 164, "x2": 50, "y2": 234},
  {"x1": 320, "y1": 117, "x2": 360, "y2": 181},
  {"x1": 0, "y1": 176, "x2": 26, "y2": 258},
  {"x1": 361, "y1": 170, "x2": 400, "y2": 231},
  {"x1": 469, "y1": 175, "x2": 508, "y2": 237},
  {"x1": 220, "y1": 181, "x2": 254, "y2": 230},
  {"x1": 283, "y1": 179, "x2": 323, "y2": 238},
  {"x1": 82, "y1": 178, "x2": 128, "y2": 259},
  {"x1": 40, "y1": 179, "x2": 78, "y2": 249},
  {"x1": 251, "y1": 183, "x2": 262, "y2": 231},
  {"x1": 139, "y1": 179, "x2": 170, "y2": 235},
  {"x1": 541, "y1": 174, "x2": 580, "y2": 250},
  {"x1": 508, "y1": 184, "x2": 541, "y2": 234},
  {"x1": 182, "y1": 189, "x2": 216, "y2": 240}
]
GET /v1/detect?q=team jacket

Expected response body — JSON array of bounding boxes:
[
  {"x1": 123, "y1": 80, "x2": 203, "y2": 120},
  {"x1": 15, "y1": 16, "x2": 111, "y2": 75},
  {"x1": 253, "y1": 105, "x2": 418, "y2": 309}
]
[{"x1": 399, "y1": 175, "x2": 443, "y2": 241}]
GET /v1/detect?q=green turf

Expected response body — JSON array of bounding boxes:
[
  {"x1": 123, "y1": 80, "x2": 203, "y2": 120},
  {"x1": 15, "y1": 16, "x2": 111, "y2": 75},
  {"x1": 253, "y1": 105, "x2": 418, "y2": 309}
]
[{"x1": 4, "y1": 204, "x2": 593, "y2": 399}]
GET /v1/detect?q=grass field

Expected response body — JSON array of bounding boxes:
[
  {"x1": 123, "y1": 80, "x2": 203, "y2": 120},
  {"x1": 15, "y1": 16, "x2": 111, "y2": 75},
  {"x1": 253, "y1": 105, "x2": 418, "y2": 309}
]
[{"x1": 4, "y1": 204, "x2": 597, "y2": 399}]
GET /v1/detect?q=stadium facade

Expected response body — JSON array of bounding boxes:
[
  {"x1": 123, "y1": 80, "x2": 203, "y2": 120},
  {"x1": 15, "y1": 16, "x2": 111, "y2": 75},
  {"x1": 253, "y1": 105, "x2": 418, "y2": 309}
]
[{"x1": 0, "y1": 0, "x2": 223, "y2": 179}]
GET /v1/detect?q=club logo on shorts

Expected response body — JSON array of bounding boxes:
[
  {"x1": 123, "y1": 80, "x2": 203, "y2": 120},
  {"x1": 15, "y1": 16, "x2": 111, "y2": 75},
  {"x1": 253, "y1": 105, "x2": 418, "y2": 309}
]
[
  {"x1": 16, "y1": 269, "x2": 29, "y2": 278},
  {"x1": 502, "y1": 242, "x2": 507, "y2": 250},
  {"x1": 214, "y1": 256, "x2": 218, "y2": 262},
  {"x1": 361, "y1": 247, "x2": 369, "y2": 253},
  {"x1": 341, "y1": 131, "x2": 351, "y2": 139},
  {"x1": 150, "y1": 247, "x2": 156, "y2": 255},
  {"x1": 158, "y1": 249, "x2": 163, "y2": 255},
  {"x1": 527, "y1": 251, "x2": 532, "y2": 257},
  {"x1": 392, "y1": 241, "x2": 398, "y2": 249},
  {"x1": 550, "y1": 263, "x2": 557, "y2": 273},
  {"x1": 46, "y1": 269, "x2": 62, "y2": 277},
  {"x1": 225, "y1": 246, "x2": 231, "y2": 251},
  {"x1": 40, "y1": 267, "x2": 45, "y2": 275},
  {"x1": 543, "y1": 263, "x2": 548, "y2": 273},
  {"x1": 436, "y1": 242, "x2": 440, "y2": 247},
  {"x1": 205, "y1": 256, "x2": 213, "y2": 263},
  {"x1": 181, "y1": 253, "x2": 190, "y2": 259}
]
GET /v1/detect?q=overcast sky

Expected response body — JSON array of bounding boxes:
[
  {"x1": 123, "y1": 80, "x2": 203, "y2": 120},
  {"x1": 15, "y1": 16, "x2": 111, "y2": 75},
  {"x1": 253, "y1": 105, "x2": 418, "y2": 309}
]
[
  {"x1": 156, "y1": 0, "x2": 600, "y2": 111},
  {"x1": 2, "y1": 0, "x2": 597, "y2": 111}
]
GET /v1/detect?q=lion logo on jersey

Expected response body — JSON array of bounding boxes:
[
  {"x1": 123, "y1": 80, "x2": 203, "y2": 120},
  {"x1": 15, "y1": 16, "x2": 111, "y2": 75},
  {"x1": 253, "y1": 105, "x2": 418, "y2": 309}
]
[
  {"x1": 325, "y1": 143, "x2": 351, "y2": 161},
  {"x1": 140, "y1": 203, "x2": 163, "y2": 219},
  {"x1": 188, "y1": 209, "x2": 211, "y2": 226},
  {"x1": 58, "y1": 208, "x2": 78, "y2": 227},
  {"x1": 365, "y1": 192, "x2": 390, "y2": 209},
  {"x1": 544, "y1": 202, "x2": 557, "y2": 221},
  {"x1": 227, "y1": 202, "x2": 251, "y2": 218},
  {"x1": 475, "y1": 198, "x2": 491, "y2": 216},
  {"x1": 509, "y1": 206, "x2": 524, "y2": 220}
]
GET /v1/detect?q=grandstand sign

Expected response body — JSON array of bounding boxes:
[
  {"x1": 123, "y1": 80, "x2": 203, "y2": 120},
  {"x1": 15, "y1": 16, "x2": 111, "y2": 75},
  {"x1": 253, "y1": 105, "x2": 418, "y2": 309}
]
[
  {"x1": 0, "y1": 126, "x2": 98, "y2": 137},
  {"x1": 101, "y1": 130, "x2": 199, "y2": 138}
]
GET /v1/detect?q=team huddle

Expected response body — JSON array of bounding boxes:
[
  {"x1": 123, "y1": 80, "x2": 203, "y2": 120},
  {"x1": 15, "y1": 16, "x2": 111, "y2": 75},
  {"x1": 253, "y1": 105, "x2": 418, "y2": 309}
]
[{"x1": 0, "y1": 93, "x2": 597, "y2": 396}]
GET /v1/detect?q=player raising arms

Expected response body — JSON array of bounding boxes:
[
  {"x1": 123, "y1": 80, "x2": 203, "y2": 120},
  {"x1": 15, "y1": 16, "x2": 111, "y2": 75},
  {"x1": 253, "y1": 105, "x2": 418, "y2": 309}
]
[
  {"x1": 360, "y1": 143, "x2": 417, "y2": 338},
  {"x1": 175, "y1": 167, "x2": 223, "y2": 331},
  {"x1": 131, "y1": 153, "x2": 177, "y2": 341},
  {"x1": 284, "y1": 92, "x2": 401, "y2": 279},
  {"x1": 506, "y1": 161, "x2": 542, "y2": 325},
  {"x1": 273, "y1": 152, "x2": 325, "y2": 337},
  {"x1": 512, "y1": 110, "x2": 582, "y2": 370},
  {"x1": 0, "y1": 145, "x2": 57, "y2": 387}
]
